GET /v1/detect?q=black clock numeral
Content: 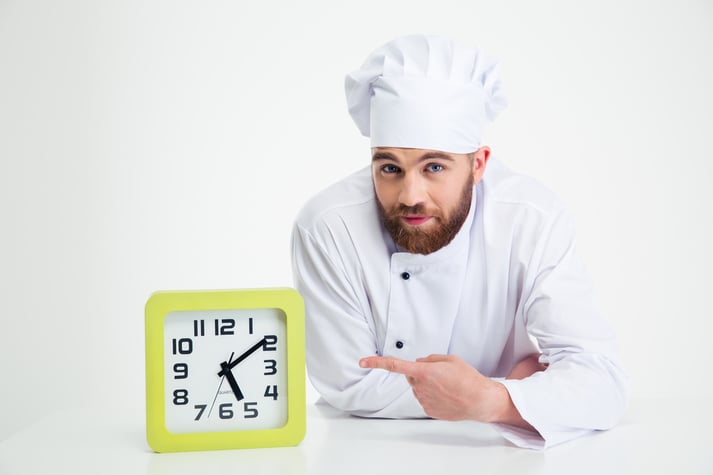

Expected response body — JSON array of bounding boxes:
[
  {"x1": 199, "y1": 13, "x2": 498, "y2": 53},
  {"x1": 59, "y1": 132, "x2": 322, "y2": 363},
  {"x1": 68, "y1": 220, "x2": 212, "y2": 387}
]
[
  {"x1": 173, "y1": 389, "x2": 189, "y2": 405},
  {"x1": 215, "y1": 319, "x2": 235, "y2": 336},
  {"x1": 263, "y1": 359, "x2": 277, "y2": 375},
  {"x1": 194, "y1": 404, "x2": 207, "y2": 421},
  {"x1": 264, "y1": 385, "x2": 278, "y2": 401},
  {"x1": 213, "y1": 402, "x2": 259, "y2": 420},
  {"x1": 173, "y1": 363, "x2": 188, "y2": 379},
  {"x1": 243, "y1": 402, "x2": 259, "y2": 419},
  {"x1": 193, "y1": 319, "x2": 205, "y2": 337},
  {"x1": 248, "y1": 317, "x2": 254, "y2": 334},
  {"x1": 219, "y1": 403, "x2": 234, "y2": 419},
  {"x1": 172, "y1": 338, "x2": 193, "y2": 355},
  {"x1": 263, "y1": 335, "x2": 278, "y2": 351}
]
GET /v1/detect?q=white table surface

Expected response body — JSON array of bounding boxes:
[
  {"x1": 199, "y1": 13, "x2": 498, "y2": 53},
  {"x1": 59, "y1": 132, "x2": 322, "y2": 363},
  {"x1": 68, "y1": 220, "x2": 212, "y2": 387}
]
[{"x1": 1, "y1": 396, "x2": 711, "y2": 475}]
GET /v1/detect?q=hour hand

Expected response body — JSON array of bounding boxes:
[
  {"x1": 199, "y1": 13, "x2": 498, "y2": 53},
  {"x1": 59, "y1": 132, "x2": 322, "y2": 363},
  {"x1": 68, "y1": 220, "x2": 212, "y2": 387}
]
[{"x1": 219, "y1": 362, "x2": 244, "y2": 402}]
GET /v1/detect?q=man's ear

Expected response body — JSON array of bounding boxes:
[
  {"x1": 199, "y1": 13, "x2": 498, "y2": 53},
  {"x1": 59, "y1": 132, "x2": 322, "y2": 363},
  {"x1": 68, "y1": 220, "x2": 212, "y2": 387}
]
[{"x1": 472, "y1": 146, "x2": 491, "y2": 183}]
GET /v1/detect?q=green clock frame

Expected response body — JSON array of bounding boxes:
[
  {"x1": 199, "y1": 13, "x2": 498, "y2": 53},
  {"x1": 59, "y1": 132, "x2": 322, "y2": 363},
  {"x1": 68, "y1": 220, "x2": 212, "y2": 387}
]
[{"x1": 145, "y1": 288, "x2": 306, "y2": 452}]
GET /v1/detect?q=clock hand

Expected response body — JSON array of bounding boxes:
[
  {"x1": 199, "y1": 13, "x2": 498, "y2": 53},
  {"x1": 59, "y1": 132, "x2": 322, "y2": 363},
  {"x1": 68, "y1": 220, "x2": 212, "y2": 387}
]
[
  {"x1": 208, "y1": 351, "x2": 235, "y2": 418},
  {"x1": 217, "y1": 337, "x2": 267, "y2": 376},
  {"x1": 220, "y1": 362, "x2": 245, "y2": 402},
  {"x1": 213, "y1": 338, "x2": 267, "y2": 404}
]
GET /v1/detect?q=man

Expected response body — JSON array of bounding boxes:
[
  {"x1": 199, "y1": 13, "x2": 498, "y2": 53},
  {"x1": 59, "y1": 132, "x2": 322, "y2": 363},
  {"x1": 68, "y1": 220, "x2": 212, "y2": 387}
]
[{"x1": 291, "y1": 35, "x2": 628, "y2": 449}]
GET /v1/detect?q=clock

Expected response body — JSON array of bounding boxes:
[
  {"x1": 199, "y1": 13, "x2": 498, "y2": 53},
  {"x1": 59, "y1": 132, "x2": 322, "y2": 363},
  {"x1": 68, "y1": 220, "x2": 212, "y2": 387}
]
[{"x1": 145, "y1": 288, "x2": 306, "y2": 452}]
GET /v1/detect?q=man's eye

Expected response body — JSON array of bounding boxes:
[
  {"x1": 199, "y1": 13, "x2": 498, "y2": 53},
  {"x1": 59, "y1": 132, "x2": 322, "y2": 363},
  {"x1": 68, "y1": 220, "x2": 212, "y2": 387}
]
[
  {"x1": 426, "y1": 164, "x2": 444, "y2": 172},
  {"x1": 382, "y1": 165, "x2": 400, "y2": 174}
]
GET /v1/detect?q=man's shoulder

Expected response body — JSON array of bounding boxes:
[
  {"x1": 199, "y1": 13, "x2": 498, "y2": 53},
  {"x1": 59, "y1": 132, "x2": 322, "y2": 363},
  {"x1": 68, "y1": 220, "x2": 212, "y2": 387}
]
[
  {"x1": 294, "y1": 166, "x2": 376, "y2": 232},
  {"x1": 482, "y1": 159, "x2": 567, "y2": 216}
]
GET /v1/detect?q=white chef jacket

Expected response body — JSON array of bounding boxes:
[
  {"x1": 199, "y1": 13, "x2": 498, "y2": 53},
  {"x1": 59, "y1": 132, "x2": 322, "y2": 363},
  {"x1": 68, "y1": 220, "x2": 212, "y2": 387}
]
[{"x1": 291, "y1": 158, "x2": 629, "y2": 449}]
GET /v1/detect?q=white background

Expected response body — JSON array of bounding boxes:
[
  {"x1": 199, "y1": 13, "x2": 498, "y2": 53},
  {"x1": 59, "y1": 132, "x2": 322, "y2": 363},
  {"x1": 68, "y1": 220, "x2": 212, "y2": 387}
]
[{"x1": 1, "y1": 0, "x2": 711, "y2": 441}]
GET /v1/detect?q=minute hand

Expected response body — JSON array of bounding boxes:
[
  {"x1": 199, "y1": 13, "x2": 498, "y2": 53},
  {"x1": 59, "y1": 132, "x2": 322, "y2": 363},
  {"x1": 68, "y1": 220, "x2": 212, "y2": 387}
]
[{"x1": 217, "y1": 337, "x2": 267, "y2": 377}]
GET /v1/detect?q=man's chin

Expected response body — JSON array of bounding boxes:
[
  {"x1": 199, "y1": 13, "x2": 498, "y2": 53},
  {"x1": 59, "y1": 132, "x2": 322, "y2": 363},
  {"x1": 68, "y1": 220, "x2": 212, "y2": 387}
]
[{"x1": 391, "y1": 227, "x2": 448, "y2": 255}]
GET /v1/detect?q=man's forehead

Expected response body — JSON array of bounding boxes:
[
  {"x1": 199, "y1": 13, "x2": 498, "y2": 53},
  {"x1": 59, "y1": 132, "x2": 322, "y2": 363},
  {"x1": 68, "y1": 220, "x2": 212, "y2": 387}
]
[{"x1": 372, "y1": 146, "x2": 447, "y2": 154}]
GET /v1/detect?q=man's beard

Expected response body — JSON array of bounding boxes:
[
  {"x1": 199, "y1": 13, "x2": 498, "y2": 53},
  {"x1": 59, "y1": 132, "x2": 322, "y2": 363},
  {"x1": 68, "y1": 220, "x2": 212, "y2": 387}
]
[{"x1": 377, "y1": 176, "x2": 473, "y2": 255}]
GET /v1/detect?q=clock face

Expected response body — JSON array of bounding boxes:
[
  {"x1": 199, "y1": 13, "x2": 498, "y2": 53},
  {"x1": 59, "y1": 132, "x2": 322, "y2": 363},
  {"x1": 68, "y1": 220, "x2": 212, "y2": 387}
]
[{"x1": 163, "y1": 308, "x2": 287, "y2": 434}]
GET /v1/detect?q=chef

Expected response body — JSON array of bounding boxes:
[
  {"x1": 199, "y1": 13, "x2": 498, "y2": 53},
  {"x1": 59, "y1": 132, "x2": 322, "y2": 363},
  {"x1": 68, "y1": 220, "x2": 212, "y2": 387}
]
[{"x1": 291, "y1": 34, "x2": 629, "y2": 449}]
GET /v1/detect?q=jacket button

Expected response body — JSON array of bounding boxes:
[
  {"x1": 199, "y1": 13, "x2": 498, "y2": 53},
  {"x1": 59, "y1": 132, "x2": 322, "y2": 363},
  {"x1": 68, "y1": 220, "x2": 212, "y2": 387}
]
[
  {"x1": 395, "y1": 341, "x2": 404, "y2": 349},
  {"x1": 400, "y1": 272, "x2": 410, "y2": 280}
]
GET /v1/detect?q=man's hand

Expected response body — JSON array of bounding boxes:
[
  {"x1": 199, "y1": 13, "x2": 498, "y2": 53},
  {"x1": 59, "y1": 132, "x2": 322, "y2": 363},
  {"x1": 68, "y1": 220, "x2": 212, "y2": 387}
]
[
  {"x1": 507, "y1": 353, "x2": 548, "y2": 380},
  {"x1": 360, "y1": 354, "x2": 504, "y2": 421},
  {"x1": 359, "y1": 353, "x2": 544, "y2": 432}
]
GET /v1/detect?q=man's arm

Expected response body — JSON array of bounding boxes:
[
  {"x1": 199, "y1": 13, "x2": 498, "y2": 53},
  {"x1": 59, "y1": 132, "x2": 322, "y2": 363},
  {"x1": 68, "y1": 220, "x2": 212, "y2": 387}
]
[
  {"x1": 292, "y1": 222, "x2": 426, "y2": 418},
  {"x1": 359, "y1": 353, "x2": 545, "y2": 432},
  {"x1": 494, "y1": 208, "x2": 629, "y2": 448}
]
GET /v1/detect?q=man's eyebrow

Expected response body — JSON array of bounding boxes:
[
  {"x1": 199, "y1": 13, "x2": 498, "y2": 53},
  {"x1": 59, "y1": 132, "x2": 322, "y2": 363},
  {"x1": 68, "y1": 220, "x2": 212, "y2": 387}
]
[
  {"x1": 372, "y1": 152, "x2": 397, "y2": 162},
  {"x1": 372, "y1": 151, "x2": 456, "y2": 162},
  {"x1": 419, "y1": 152, "x2": 455, "y2": 162}
]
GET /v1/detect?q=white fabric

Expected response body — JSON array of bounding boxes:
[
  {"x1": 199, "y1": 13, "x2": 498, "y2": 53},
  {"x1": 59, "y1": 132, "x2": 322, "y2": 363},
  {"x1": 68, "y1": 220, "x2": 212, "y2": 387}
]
[
  {"x1": 291, "y1": 158, "x2": 629, "y2": 449},
  {"x1": 345, "y1": 34, "x2": 507, "y2": 154}
]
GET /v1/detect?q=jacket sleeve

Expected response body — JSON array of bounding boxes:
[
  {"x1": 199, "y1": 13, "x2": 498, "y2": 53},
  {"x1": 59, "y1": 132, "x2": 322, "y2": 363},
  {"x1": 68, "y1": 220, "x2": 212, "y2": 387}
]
[
  {"x1": 291, "y1": 223, "x2": 426, "y2": 418},
  {"x1": 496, "y1": 209, "x2": 630, "y2": 449}
]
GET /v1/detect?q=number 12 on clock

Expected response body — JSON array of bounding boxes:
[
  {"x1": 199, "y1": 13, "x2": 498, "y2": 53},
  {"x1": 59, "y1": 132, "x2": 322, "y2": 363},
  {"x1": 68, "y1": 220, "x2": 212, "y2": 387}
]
[{"x1": 190, "y1": 317, "x2": 252, "y2": 337}]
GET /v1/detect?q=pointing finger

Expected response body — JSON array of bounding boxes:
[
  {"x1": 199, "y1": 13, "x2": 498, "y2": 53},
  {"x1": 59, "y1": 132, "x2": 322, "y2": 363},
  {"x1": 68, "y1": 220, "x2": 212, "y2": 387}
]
[
  {"x1": 359, "y1": 356, "x2": 419, "y2": 376},
  {"x1": 415, "y1": 354, "x2": 452, "y2": 363}
]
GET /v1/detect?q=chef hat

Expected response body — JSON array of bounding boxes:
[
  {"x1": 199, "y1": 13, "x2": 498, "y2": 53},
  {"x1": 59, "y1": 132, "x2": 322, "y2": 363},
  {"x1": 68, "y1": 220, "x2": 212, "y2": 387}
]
[{"x1": 345, "y1": 34, "x2": 507, "y2": 154}]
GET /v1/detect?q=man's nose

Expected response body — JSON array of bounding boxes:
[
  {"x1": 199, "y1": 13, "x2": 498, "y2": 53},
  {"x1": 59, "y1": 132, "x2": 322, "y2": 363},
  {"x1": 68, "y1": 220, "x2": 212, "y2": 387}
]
[{"x1": 398, "y1": 173, "x2": 427, "y2": 207}]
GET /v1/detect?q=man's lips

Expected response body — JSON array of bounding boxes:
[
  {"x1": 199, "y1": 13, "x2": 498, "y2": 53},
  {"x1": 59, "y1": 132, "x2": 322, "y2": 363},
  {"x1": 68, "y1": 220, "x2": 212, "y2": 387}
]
[{"x1": 402, "y1": 215, "x2": 432, "y2": 226}]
